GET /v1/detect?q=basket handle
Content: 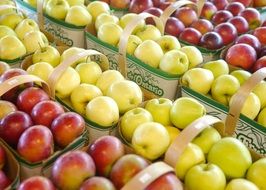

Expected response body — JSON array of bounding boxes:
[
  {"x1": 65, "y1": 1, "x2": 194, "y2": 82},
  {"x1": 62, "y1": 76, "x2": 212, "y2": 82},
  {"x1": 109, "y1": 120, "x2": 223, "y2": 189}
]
[{"x1": 37, "y1": 0, "x2": 44, "y2": 30}]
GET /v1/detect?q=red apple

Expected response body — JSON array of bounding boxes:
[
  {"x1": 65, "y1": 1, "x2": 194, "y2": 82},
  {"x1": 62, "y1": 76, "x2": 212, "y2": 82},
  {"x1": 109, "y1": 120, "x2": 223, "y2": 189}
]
[
  {"x1": 174, "y1": 7, "x2": 198, "y2": 27},
  {"x1": 253, "y1": 0, "x2": 266, "y2": 7},
  {"x1": 253, "y1": 27, "x2": 266, "y2": 46},
  {"x1": 129, "y1": 0, "x2": 153, "y2": 14},
  {"x1": 262, "y1": 20, "x2": 266, "y2": 27},
  {"x1": 80, "y1": 177, "x2": 115, "y2": 190},
  {"x1": 18, "y1": 176, "x2": 56, "y2": 190},
  {"x1": 239, "y1": 8, "x2": 261, "y2": 30},
  {"x1": 17, "y1": 125, "x2": 54, "y2": 163},
  {"x1": 235, "y1": 34, "x2": 262, "y2": 53},
  {"x1": 17, "y1": 87, "x2": 50, "y2": 114},
  {"x1": 212, "y1": 10, "x2": 233, "y2": 25},
  {"x1": 0, "y1": 111, "x2": 33, "y2": 147},
  {"x1": 152, "y1": 0, "x2": 163, "y2": 7},
  {"x1": 110, "y1": 154, "x2": 150, "y2": 189},
  {"x1": 200, "y1": 2, "x2": 217, "y2": 20},
  {"x1": 158, "y1": 1, "x2": 172, "y2": 11},
  {"x1": 51, "y1": 112, "x2": 85, "y2": 148},
  {"x1": 0, "y1": 170, "x2": 11, "y2": 189},
  {"x1": 231, "y1": 0, "x2": 252, "y2": 7},
  {"x1": 225, "y1": 2, "x2": 245, "y2": 16},
  {"x1": 200, "y1": 31, "x2": 224, "y2": 50},
  {"x1": 191, "y1": 19, "x2": 213, "y2": 35},
  {"x1": 259, "y1": 46, "x2": 266, "y2": 58},
  {"x1": 52, "y1": 150, "x2": 96, "y2": 190},
  {"x1": 31, "y1": 100, "x2": 64, "y2": 128},
  {"x1": 145, "y1": 173, "x2": 183, "y2": 190},
  {"x1": 214, "y1": 22, "x2": 237, "y2": 45},
  {"x1": 165, "y1": 17, "x2": 185, "y2": 37},
  {"x1": 0, "y1": 146, "x2": 5, "y2": 170},
  {"x1": 210, "y1": 0, "x2": 229, "y2": 10},
  {"x1": 0, "y1": 100, "x2": 17, "y2": 120},
  {"x1": 179, "y1": 27, "x2": 202, "y2": 45},
  {"x1": 225, "y1": 43, "x2": 257, "y2": 70},
  {"x1": 252, "y1": 56, "x2": 266, "y2": 72},
  {"x1": 143, "y1": 7, "x2": 163, "y2": 25},
  {"x1": 110, "y1": 0, "x2": 130, "y2": 9},
  {"x1": 228, "y1": 16, "x2": 249, "y2": 35},
  {"x1": 88, "y1": 136, "x2": 125, "y2": 177}
]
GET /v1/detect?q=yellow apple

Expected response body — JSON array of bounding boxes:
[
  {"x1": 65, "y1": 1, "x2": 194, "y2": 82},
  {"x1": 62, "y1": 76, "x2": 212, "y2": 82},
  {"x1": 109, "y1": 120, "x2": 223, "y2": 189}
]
[
  {"x1": 203, "y1": 59, "x2": 229, "y2": 79},
  {"x1": 180, "y1": 46, "x2": 203, "y2": 69},
  {"x1": 0, "y1": 25, "x2": 17, "y2": 39},
  {"x1": 75, "y1": 61, "x2": 102, "y2": 84},
  {"x1": 26, "y1": 62, "x2": 54, "y2": 83},
  {"x1": 66, "y1": 0, "x2": 84, "y2": 6},
  {"x1": 0, "y1": 100, "x2": 17, "y2": 120},
  {"x1": 246, "y1": 158, "x2": 266, "y2": 190},
  {"x1": 60, "y1": 47, "x2": 90, "y2": 67},
  {"x1": 97, "y1": 23, "x2": 123, "y2": 46},
  {"x1": 135, "y1": 24, "x2": 161, "y2": 41},
  {"x1": 230, "y1": 69, "x2": 251, "y2": 85},
  {"x1": 156, "y1": 35, "x2": 181, "y2": 53},
  {"x1": 119, "y1": 13, "x2": 145, "y2": 34},
  {"x1": 32, "y1": 45, "x2": 61, "y2": 67},
  {"x1": 0, "y1": 61, "x2": 10, "y2": 75},
  {"x1": 253, "y1": 81, "x2": 266, "y2": 109},
  {"x1": 0, "y1": 35, "x2": 26, "y2": 60},
  {"x1": 45, "y1": 0, "x2": 70, "y2": 20},
  {"x1": 0, "y1": 4, "x2": 16, "y2": 16},
  {"x1": 165, "y1": 125, "x2": 180, "y2": 144},
  {"x1": 257, "y1": 107, "x2": 266, "y2": 127},
  {"x1": 65, "y1": 5, "x2": 92, "y2": 27},
  {"x1": 126, "y1": 35, "x2": 142, "y2": 55},
  {"x1": 0, "y1": 0, "x2": 16, "y2": 6},
  {"x1": 87, "y1": 1, "x2": 110, "y2": 22},
  {"x1": 14, "y1": 18, "x2": 39, "y2": 40},
  {"x1": 22, "y1": 31, "x2": 49, "y2": 54},
  {"x1": 225, "y1": 179, "x2": 259, "y2": 190},
  {"x1": 95, "y1": 13, "x2": 119, "y2": 31},
  {"x1": 0, "y1": 12, "x2": 24, "y2": 29}
]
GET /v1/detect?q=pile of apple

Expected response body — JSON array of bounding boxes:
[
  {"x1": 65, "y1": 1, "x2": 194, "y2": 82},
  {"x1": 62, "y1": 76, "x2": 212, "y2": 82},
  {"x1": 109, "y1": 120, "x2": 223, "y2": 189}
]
[
  {"x1": 0, "y1": 145, "x2": 12, "y2": 189},
  {"x1": 181, "y1": 59, "x2": 266, "y2": 127},
  {"x1": 0, "y1": 2, "x2": 49, "y2": 60},
  {"x1": 99, "y1": 0, "x2": 131, "y2": 9}
]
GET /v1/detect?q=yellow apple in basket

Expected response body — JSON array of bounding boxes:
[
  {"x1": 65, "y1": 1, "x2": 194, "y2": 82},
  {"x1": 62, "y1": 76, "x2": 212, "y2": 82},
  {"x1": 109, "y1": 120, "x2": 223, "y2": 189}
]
[
  {"x1": 32, "y1": 45, "x2": 61, "y2": 67},
  {"x1": 26, "y1": 62, "x2": 54, "y2": 83},
  {"x1": 66, "y1": 0, "x2": 84, "y2": 6},
  {"x1": 0, "y1": 3, "x2": 16, "y2": 16},
  {"x1": 126, "y1": 35, "x2": 142, "y2": 56},
  {"x1": 24, "y1": 0, "x2": 37, "y2": 7},
  {"x1": 135, "y1": 24, "x2": 161, "y2": 41},
  {"x1": 165, "y1": 126, "x2": 180, "y2": 144},
  {"x1": 75, "y1": 61, "x2": 102, "y2": 85},
  {"x1": 22, "y1": 31, "x2": 49, "y2": 54},
  {"x1": 257, "y1": 107, "x2": 266, "y2": 127},
  {"x1": 97, "y1": 23, "x2": 123, "y2": 46},
  {"x1": 14, "y1": 18, "x2": 39, "y2": 40},
  {"x1": 253, "y1": 81, "x2": 266, "y2": 109},
  {"x1": 0, "y1": 0, "x2": 16, "y2": 6},
  {"x1": 0, "y1": 25, "x2": 17, "y2": 39},
  {"x1": 225, "y1": 179, "x2": 259, "y2": 190},
  {"x1": 0, "y1": 12, "x2": 24, "y2": 29},
  {"x1": 156, "y1": 35, "x2": 181, "y2": 54},
  {"x1": 247, "y1": 158, "x2": 266, "y2": 190},
  {"x1": 95, "y1": 13, "x2": 119, "y2": 31},
  {"x1": 230, "y1": 69, "x2": 251, "y2": 85},
  {"x1": 60, "y1": 47, "x2": 90, "y2": 67},
  {"x1": 180, "y1": 46, "x2": 203, "y2": 69},
  {"x1": 202, "y1": 59, "x2": 229, "y2": 79},
  {"x1": 119, "y1": 13, "x2": 145, "y2": 34},
  {"x1": 45, "y1": 0, "x2": 70, "y2": 20},
  {"x1": 0, "y1": 35, "x2": 26, "y2": 60},
  {"x1": 87, "y1": 1, "x2": 110, "y2": 22},
  {"x1": 65, "y1": 5, "x2": 92, "y2": 27},
  {"x1": 0, "y1": 61, "x2": 10, "y2": 76}
]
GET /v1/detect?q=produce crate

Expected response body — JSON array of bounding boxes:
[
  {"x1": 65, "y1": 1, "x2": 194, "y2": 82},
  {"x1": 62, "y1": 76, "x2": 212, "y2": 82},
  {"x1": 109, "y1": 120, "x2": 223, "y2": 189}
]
[{"x1": 258, "y1": 7, "x2": 266, "y2": 21}]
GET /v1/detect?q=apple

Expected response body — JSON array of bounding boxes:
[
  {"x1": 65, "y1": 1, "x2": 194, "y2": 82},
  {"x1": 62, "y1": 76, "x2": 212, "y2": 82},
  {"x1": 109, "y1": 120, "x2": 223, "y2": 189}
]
[
  {"x1": 152, "y1": 0, "x2": 162, "y2": 7},
  {"x1": 66, "y1": 0, "x2": 84, "y2": 6},
  {"x1": 0, "y1": 0, "x2": 16, "y2": 6},
  {"x1": 143, "y1": 7, "x2": 163, "y2": 26},
  {"x1": 181, "y1": 68, "x2": 214, "y2": 95},
  {"x1": 135, "y1": 24, "x2": 162, "y2": 42},
  {"x1": 200, "y1": 2, "x2": 217, "y2": 20},
  {"x1": 253, "y1": 81, "x2": 266, "y2": 110},
  {"x1": 184, "y1": 163, "x2": 226, "y2": 190},
  {"x1": 225, "y1": 2, "x2": 245, "y2": 16},
  {"x1": 119, "y1": 13, "x2": 145, "y2": 34},
  {"x1": 262, "y1": 20, "x2": 266, "y2": 27},
  {"x1": 239, "y1": 8, "x2": 261, "y2": 30},
  {"x1": 230, "y1": 70, "x2": 251, "y2": 85},
  {"x1": 159, "y1": 49, "x2": 189, "y2": 75},
  {"x1": 174, "y1": 7, "x2": 198, "y2": 27},
  {"x1": 0, "y1": 25, "x2": 17, "y2": 39},
  {"x1": 132, "y1": 121, "x2": 170, "y2": 160},
  {"x1": 212, "y1": 10, "x2": 233, "y2": 26},
  {"x1": 253, "y1": 0, "x2": 266, "y2": 7},
  {"x1": 87, "y1": 1, "x2": 110, "y2": 22},
  {"x1": 180, "y1": 46, "x2": 203, "y2": 69},
  {"x1": 155, "y1": 35, "x2": 180, "y2": 54},
  {"x1": 17, "y1": 87, "x2": 50, "y2": 114},
  {"x1": 0, "y1": 35, "x2": 26, "y2": 60},
  {"x1": 202, "y1": 59, "x2": 229, "y2": 79},
  {"x1": 247, "y1": 158, "x2": 266, "y2": 190},
  {"x1": 80, "y1": 176, "x2": 115, "y2": 190},
  {"x1": 32, "y1": 45, "x2": 61, "y2": 67},
  {"x1": 31, "y1": 100, "x2": 65, "y2": 127},
  {"x1": 95, "y1": 13, "x2": 119, "y2": 31},
  {"x1": 253, "y1": 27, "x2": 266, "y2": 46},
  {"x1": 228, "y1": 16, "x2": 249, "y2": 35},
  {"x1": 231, "y1": 0, "x2": 252, "y2": 7},
  {"x1": 0, "y1": 170, "x2": 11, "y2": 189},
  {"x1": 207, "y1": 137, "x2": 252, "y2": 179},
  {"x1": 179, "y1": 27, "x2": 202, "y2": 45},
  {"x1": 23, "y1": 0, "x2": 37, "y2": 7},
  {"x1": 52, "y1": 150, "x2": 95, "y2": 190},
  {"x1": 45, "y1": 0, "x2": 70, "y2": 20},
  {"x1": 98, "y1": 23, "x2": 123, "y2": 46},
  {"x1": 26, "y1": 62, "x2": 54, "y2": 83},
  {"x1": 14, "y1": 18, "x2": 39, "y2": 40},
  {"x1": 0, "y1": 146, "x2": 5, "y2": 170},
  {"x1": 225, "y1": 44, "x2": 257, "y2": 70},
  {"x1": 191, "y1": 19, "x2": 213, "y2": 35},
  {"x1": 17, "y1": 125, "x2": 54, "y2": 163},
  {"x1": 110, "y1": 0, "x2": 130, "y2": 9},
  {"x1": 146, "y1": 173, "x2": 183, "y2": 190},
  {"x1": 0, "y1": 100, "x2": 17, "y2": 120},
  {"x1": 129, "y1": 0, "x2": 153, "y2": 14},
  {"x1": 0, "y1": 12, "x2": 24, "y2": 29},
  {"x1": 159, "y1": 1, "x2": 172, "y2": 11},
  {"x1": 75, "y1": 61, "x2": 102, "y2": 84},
  {"x1": 134, "y1": 40, "x2": 164, "y2": 68},
  {"x1": 235, "y1": 34, "x2": 262, "y2": 54},
  {"x1": 60, "y1": 47, "x2": 90, "y2": 67},
  {"x1": 210, "y1": 0, "x2": 229, "y2": 10},
  {"x1": 18, "y1": 176, "x2": 56, "y2": 190},
  {"x1": 120, "y1": 107, "x2": 153, "y2": 142},
  {"x1": 0, "y1": 4, "x2": 16, "y2": 17},
  {"x1": 126, "y1": 35, "x2": 142, "y2": 55},
  {"x1": 199, "y1": 32, "x2": 223, "y2": 50},
  {"x1": 259, "y1": 46, "x2": 266, "y2": 58},
  {"x1": 165, "y1": 126, "x2": 181, "y2": 144},
  {"x1": 65, "y1": 5, "x2": 92, "y2": 27},
  {"x1": 86, "y1": 96, "x2": 119, "y2": 127},
  {"x1": 225, "y1": 178, "x2": 259, "y2": 190},
  {"x1": 22, "y1": 31, "x2": 49, "y2": 54},
  {"x1": 164, "y1": 17, "x2": 185, "y2": 37},
  {"x1": 88, "y1": 135, "x2": 125, "y2": 177},
  {"x1": 211, "y1": 74, "x2": 240, "y2": 106},
  {"x1": 0, "y1": 61, "x2": 10, "y2": 76},
  {"x1": 214, "y1": 23, "x2": 237, "y2": 45}
]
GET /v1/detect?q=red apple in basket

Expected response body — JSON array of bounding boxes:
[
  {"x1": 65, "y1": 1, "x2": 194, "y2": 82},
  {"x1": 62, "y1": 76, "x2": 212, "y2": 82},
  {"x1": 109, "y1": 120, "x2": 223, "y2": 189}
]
[
  {"x1": 18, "y1": 176, "x2": 56, "y2": 190},
  {"x1": 146, "y1": 173, "x2": 183, "y2": 190},
  {"x1": 252, "y1": 56, "x2": 266, "y2": 72},
  {"x1": 159, "y1": 1, "x2": 172, "y2": 11},
  {"x1": 165, "y1": 17, "x2": 185, "y2": 37},
  {"x1": 179, "y1": 27, "x2": 202, "y2": 45},
  {"x1": 253, "y1": 0, "x2": 266, "y2": 7},
  {"x1": 143, "y1": 7, "x2": 163, "y2": 26},
  {"x1": 225, "y1": 2, "x2": 245, "y2": 16},
  {"x1": 174, "y1": 7, "x2": 198, "y2": 27},
  {"x1": 80, "y1": 176, "x2": 116, "y2": 190},
  {"x1": 259, "y1": 46, "x2": 266, "y2": 58},
  {"x1": 200, "y1": 31, "x2": 224, "y2": 50},
  {"x1": 225, "y1": 43, "x2": 257, "y2": 70},
  {"x1": 231, "y1": 0, "x2": 252, "y2": 7},
  {"x1": 17, "y1": 87, "x2": 50, "y2": 114},
  {"x1": 152, "y1": 0, "x2": 163, "y2": 7},
  {"x1": 235, "y1": 34, "x2": 262, "y2": 54},
  {"x1": 51, "y1": 112, "x2": 85, "y2": 148},
  {"x1": 0, "y1": 111, "x2": 33, "y2": 147},
  {"x1": 210, "y1": 0, "x2": 228, "y2": 10},
  {"x1": 212, "y1": 10, "x2": 233, "y2": 25},
  {"x1": 129, "y1": 0, "x2": 153, "y2": 14},
  {"x1": 200, "y1": 2, "x2": 217, "y2": 20},
  {"x1": 110, "y1": 0, "x2": 130, "y2": 9},
  {"x1": 191, "y1": 19, "x2": 213, "y2": 35},
  {"x1": 0, "y1": 170, "x2": 11, "y2": 189},
  {"x1": 239, "y1": 8, "x2": 261, "y2": 30},
  {"x1": 17, "y1": 125, "x2": 54, "y2": 163},
  {"x1": 253, "y1": 27, "x2": 266, "y2": 46},
  {"x1": 31, "y1": 100, "x2": 65, "y2": 128},
  {"x1": 214, "y1": 22, "x2": 238, "y2": 45},
  {"x1": 88, "y1": 136, "x2": 125, "y2": 177},
  {"x1": 228, "y1": 16, "x2": 249, "y2": 35},
  {"x1": 0, "y1": 146, "x2": 5, "y2": 170},
  {"x1": 262, "y1": 20, "x2": 266, "y2": 27},
  {"x1": 0, "y1": 100, "x2": 17, "y2": 120}
]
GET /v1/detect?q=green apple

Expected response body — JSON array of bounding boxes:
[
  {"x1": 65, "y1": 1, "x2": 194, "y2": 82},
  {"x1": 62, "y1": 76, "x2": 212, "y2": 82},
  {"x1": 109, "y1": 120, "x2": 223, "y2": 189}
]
[
  {"x1": 247, "y1": 157, "x2": 266, "y2": 190},
  {"x1": 119, "y1": 13, "x2": 145, "y2": 34},
  {"x1": 24, "y1": 0, "x2": 37, "y2": 7},
  {"x1": 0, "y1": 61, "x2": 10, "y2": 75},
  {"x1": 75, "y1": 61, "x2": 102, "y2": 84},
  {"x1": 192, "y1": 126, "x2": 221, "y2": 154},
  {"x1": 126, "y1": 35, "x2": 142, "y2": 56},
  {"x1": 65, "y1": 5, "x2": 92, "y2": 27},
  {"x1": 211, "y1": 74, "x2": 240, "y2": 106},
  {"x1": 66, "y1": 0, "x2": 84, "y2": 6},
  {"x1": 45, "y1": 0, "x2": 70, "y2": 20},
  {"x1": 180, "y1": 46, "x2": 203, "y2": 69},
  {"x1": 230, "y1": 70, "x2": 251, "y2": 85},
  {"x1": 203, "y1": 59, "x2": 229, "y2": 79},
  {"x1": 0, "y1": 12, "x2": 24, "y2": 29},
  {"x1": 181, "y1": 68, "x2": 214, "y2": 95},
  {"x1": 26, "y1": 62, "x2": 54, "y2": 83},
  {"x1": 60, "y1": 47, "x2": 90, "y2": 67},
  {"x1": 106, "y1": 80, "x2": 143, "y2": 114},
  {"x1": 55, "y1": 67, "x2": 80, "y2": 98},
  {"x1": 159, "y1": 49, "x2": 189, "y2": 75},
  {"x1": 207, "y1": 137, "x2": 252, "y2": 179},
  {"x1": 132, "y1": 121, "x2": 170, "y2": 160},
  {"x1": 120, "y1": 107, "x2": 153, "y2": 142},
  {"x1": 156, "y1": 35, "x2": 181, "y2": 53},
  {"x1": 97, "y1": 23, "x2": 123, "y2": 46},
  {"x1": 170, "y1": 97, "x2": 206, "y2": 129},
  {"x1": 0, "y1": 25, "x2": 16, "y2": 39},
  {"x1": 22, "y1": 31, "x2": 49, "y2": 54},
  {"x1": 144, "y1": 98, "x2": 172, "y2": 126},
  {"x1": 184, "y1": 163, "x2": 226, "y2": 190},
  {"x1": 32, "y1": 45, "x2": 61, "y2": 67},
  {"x1": 175, "y1": 143, "x2": 205, "y2": 180},
  {"x1": 225, "y1": 179, "x2": 259, "y2": 190},
  {"x1": 253, "y1": 81, "x2": 266, "y2": 109},
  {"x1": 95, "y1": 13, "x2": 119, "y2": 31},
  {"x1": 134, "y1": 40, "x2": 164, "y2": 68},
  {"x1": 165, "y1": 126, "x2": 180, "y2": 144},
  {"x1": 135, "y1": 24, "x2": 161, "y2": 41},
  {"x1": 96, "y1": 70, "x2": 124, "y2": 95},
  {"x1": 0, "y1": 35, "x2": 26, "y2": 60},
  {"x1": 70, "y1": 83, "x2": 102, "y2": 115},
  {"x1": 86, "y1": 96, "x2": 119, "y2": 127},
  {"x1": 14, "y1": 18, "x2": 39, "y2": 40},
  {"x1": 257, "y1": 107, "x2": 266, "y2": 127},
  {"x1": 87, "y1": 1, "x2": 110, "y2": 22}
]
